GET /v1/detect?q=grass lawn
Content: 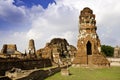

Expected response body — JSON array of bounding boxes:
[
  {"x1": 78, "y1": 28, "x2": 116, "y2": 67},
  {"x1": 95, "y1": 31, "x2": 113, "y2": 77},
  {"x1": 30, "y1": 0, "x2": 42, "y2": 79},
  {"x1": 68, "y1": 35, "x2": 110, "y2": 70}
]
[{"x1": 45, "y1": 67, "x2": 120, "y2": 80}]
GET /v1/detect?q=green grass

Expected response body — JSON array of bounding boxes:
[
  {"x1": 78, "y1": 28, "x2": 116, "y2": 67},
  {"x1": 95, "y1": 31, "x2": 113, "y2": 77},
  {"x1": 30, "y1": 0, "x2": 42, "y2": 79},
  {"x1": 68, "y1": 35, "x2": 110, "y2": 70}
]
[
  {"x1": 39, "y1": 66, "x2": 58, "y2": 70},
  {"x1": 45, "y1": 67, "x2": 120, "y2": 80}
]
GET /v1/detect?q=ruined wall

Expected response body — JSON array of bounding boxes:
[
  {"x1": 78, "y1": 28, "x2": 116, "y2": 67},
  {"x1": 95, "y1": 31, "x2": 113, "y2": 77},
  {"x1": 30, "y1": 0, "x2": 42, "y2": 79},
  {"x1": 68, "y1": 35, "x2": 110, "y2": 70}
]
[
  {"x1": 17, "y1": 65, "x2": 70, "y2": 80},
  {"x1": 0, "y1": 59, "x2": 52, "y2": 76}
]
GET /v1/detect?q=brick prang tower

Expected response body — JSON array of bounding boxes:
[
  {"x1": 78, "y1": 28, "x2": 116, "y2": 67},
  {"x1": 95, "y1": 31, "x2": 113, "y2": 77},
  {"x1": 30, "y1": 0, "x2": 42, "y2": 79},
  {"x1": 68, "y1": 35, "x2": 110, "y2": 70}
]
[{"x1": 72, "y1": 7, "x2": 110, "y2": 67}]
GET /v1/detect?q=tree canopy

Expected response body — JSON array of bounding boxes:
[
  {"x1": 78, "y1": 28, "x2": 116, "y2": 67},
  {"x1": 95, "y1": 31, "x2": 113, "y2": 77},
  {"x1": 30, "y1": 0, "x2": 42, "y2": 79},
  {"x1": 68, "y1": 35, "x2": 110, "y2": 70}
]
[{"x1": 101, "y1": 45, "x2": 114, "y2": 57}]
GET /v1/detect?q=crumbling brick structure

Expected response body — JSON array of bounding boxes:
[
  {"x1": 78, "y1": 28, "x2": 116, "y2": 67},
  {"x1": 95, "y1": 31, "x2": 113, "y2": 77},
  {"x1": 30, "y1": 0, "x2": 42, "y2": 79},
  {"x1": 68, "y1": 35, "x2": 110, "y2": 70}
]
[
  {"x1": 37, "y1": 38, "x2": 77, "y2": 64},
  {"x1": 1, "y1": 44, "x2": 17, "y2": 54},
  {"x1": 72, "y1": 7, "x2": 110, "y2": 67}
]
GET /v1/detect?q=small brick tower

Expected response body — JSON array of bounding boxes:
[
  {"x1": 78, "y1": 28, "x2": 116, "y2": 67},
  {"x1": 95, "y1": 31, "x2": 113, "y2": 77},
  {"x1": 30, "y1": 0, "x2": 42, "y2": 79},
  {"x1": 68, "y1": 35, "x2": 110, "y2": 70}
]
[
  {"x1": 28, "y1": 39, "x2": 36, "y2": 58},
  {"x1": 72, "y1": 7, "x2": 110, "y2": 67}
]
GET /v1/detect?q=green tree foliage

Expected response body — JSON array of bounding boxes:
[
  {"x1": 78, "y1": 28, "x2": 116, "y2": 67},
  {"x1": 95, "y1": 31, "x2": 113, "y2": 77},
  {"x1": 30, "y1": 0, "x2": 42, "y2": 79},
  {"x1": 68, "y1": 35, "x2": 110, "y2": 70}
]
[{"x1": 101, "y1": 45, "x2": 114, "y2": 57}]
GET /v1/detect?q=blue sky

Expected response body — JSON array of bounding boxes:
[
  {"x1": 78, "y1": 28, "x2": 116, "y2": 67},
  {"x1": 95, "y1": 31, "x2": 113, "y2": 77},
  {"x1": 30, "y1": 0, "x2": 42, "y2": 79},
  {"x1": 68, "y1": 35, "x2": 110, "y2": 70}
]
[
  {"x1": 13, "y1": 0, "x2": 56, "y2": 8},
  {"x1": 0, "y1": 0, "x2": 120, "y2": 52},
  {"x1": 0, "y1": 0, "x2": 56, "y2": 31}
]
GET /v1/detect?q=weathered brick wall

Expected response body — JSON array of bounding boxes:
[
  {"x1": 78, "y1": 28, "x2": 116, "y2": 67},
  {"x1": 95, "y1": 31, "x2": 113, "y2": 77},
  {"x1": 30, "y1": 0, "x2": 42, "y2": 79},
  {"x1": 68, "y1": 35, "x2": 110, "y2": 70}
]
[
  {"x1": 0, "y1": 59, "x2": 52, "y2": 76},
  {"x1": 17, "y1": 65, "x2": 69, "y2": 80}
]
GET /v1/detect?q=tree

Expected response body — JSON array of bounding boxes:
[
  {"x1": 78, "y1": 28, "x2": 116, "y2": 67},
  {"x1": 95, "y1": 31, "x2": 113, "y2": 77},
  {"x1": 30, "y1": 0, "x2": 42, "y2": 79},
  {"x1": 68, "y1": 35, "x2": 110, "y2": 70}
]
[{"x1": 101, "y1": 45, "x2": 114, "y2": 57}]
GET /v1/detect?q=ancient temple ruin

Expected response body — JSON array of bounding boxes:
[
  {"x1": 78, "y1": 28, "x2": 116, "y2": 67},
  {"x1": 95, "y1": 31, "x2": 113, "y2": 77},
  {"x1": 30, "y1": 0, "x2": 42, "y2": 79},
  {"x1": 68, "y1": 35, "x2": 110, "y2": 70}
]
[
  {"x1": 1, "y1": 44, "x2": 17, "y2": 54},
  {"x1": 27, "y1": 39, "x2": 37, "y2": 58},
  {"x1": 37, "y1": 38, "x2": 77, "y2": 65},
  {"x1": 114, "y1": 46, "x2": 120, "y2": 58},
  {"x1": 0, "y1": 44, "x2": 22, "y2": 58},
  {"x1": 72, "y1": 7, "x2": 110, "y2": 67}
]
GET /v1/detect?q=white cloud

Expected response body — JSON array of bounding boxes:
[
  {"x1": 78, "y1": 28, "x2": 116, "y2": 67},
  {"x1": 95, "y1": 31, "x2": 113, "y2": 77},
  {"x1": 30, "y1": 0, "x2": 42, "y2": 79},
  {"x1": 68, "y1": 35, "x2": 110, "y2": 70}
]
[
  {"x1": 0, "y1": 0, "x2": 25, "y2": 22},
  {"x1": 26, "y1": 29, "x2": 43, "y2": 40},
  {"x1": 49, "y1": 31, "x2": 77, "y2": 45},
  {"x1": 0, "y1": 0, "x2": 120, "y2": 53},
  {"x1": 26, "y1": 2, "x2": 79, "y2": 50}
]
